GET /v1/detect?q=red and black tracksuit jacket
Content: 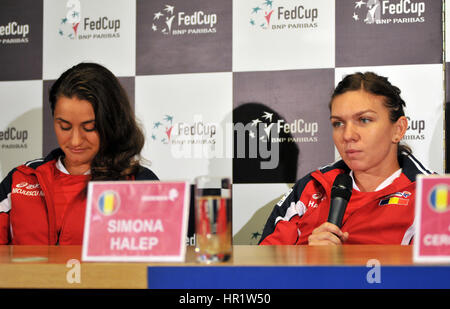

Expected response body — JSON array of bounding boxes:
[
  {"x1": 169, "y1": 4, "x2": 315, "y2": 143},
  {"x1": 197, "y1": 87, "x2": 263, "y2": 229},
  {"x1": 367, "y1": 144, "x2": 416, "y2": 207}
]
[
  {"x1": 259, "y1": 153, "x2": 433, "y2": 245},
  {"x1": 0, "y1": 149, "x2": 158, "y2": 245}
]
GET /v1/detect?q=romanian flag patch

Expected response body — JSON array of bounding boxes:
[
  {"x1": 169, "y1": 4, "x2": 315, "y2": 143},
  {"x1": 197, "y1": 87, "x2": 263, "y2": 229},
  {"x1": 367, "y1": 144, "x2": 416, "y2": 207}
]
[
  {"x1": 379, "y1": 192, "x2": 411, "y2": 206},
  {"x1": 379, "y1": 197, "x2": 409, "y2": 206}
]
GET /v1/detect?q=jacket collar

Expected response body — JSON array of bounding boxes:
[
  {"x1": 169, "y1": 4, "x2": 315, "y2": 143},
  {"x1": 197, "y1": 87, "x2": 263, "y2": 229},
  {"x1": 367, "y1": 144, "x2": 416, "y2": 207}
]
[{"x1": 310, "y1": 152, "x2": 429, "y2": 195}]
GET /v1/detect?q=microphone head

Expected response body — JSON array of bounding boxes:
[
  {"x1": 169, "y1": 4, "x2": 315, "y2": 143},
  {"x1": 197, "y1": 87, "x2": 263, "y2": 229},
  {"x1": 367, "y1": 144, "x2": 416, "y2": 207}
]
[{"x1": 331, "y1": 174, "x2": 352, "y2": 201}]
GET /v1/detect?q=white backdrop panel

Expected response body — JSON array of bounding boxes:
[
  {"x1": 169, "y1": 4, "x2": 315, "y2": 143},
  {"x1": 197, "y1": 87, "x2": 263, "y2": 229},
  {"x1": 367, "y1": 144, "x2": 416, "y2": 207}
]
[
  {"x1": 43, "y1": 0, "x2": 136, "y2": 79},
  {"x1": 0, "y1": 80, "x2": 43, "y2": 178},
  {"x1": 233, "y1": 0, "x2": 335, "y2": 72},
  {"x1": 135, "y1": 72, "x2": 233, "y2": 182}
]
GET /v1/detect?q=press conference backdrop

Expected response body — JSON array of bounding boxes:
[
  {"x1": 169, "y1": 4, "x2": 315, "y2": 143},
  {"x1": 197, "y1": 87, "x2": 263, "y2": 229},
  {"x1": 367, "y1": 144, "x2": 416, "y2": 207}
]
[{"x1": 0, "y1": 0, "x2": 446, "y2": 245}]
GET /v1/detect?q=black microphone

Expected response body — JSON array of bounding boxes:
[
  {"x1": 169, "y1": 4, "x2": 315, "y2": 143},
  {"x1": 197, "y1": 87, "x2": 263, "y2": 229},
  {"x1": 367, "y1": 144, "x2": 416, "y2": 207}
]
[{"x1": 327, "y1": 174, "x2": 353, "y2": 228}]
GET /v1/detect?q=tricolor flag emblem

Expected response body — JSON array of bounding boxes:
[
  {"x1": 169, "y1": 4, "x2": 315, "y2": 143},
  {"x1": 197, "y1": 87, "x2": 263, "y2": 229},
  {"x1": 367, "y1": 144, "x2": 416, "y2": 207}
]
[
  {"x1": 429, "y1": 185, "x2": 450, "y2": 213},
  {"x1": 98, "y1": 191, "x2": 120, "y2": 215},
  {"x1": 379, "y1": 196, "x2": 409, "y2": 206}
]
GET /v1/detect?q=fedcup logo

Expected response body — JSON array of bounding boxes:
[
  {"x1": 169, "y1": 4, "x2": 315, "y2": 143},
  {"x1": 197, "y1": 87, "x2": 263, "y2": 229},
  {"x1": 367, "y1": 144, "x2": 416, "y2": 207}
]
[
  {"x1": 248, "y1": 111, "x2": 274, "y2": 141},
  {"x1": 249, "y1": 111, "x2": 319, "y2": 144},
  {"x1": 152, "y1": 4, "x2": 176, "y2": 34},
  {"x1": 163, "y1": 114, "x2": 220, "y2": 159},
  {"x1": 151, "y1": 113, "x2": 280, "y2": 169},
  {"x1": 58, "y1": 0, "x2": 81, "y2": 39},
  {"x1": 249, "y1": 0, "x2": 275, "y2": 29},
  {"x1": 352, "y1": 0, "x2": 381, "y2": 24},
  {"x1": 0, "y1": 127, "x2": 29, "y2": 149},
  {"x1": 152, "y1": 3, "x2": 218, "y2": 35},
  {"x1": 150, "y1": 114, "x2": 174, "y2": 144},
  {"x1": 403, "y1": 116, "x2": 426, "y2": 141},
  {"x1": 98, "y1": 190, "x2": 120, "y2": 216},
  {"x1": 0, "y1": 21, "x2": 30, "y2": 44},
  {"x1": 58, "y1": 0, "x2": 121, "y2": 40},
  {"x1": 352, "y1": 0, "x2": 426, "y2": 25},
  {"x1": 429, "y1": 185, "x2": 450, "y2": 213},
  {"x1": 249, "y1": 0, "x2": 319, "y2": 31}
]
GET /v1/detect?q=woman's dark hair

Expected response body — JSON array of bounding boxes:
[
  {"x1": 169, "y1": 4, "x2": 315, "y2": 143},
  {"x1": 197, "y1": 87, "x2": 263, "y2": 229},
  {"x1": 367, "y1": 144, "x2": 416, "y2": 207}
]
[
  {"x1": 330, "y1": 71, "x2": 411, "y2": 155},
  {"x1": 49, "y1": 62, "x2": 145, "y2": 180}
]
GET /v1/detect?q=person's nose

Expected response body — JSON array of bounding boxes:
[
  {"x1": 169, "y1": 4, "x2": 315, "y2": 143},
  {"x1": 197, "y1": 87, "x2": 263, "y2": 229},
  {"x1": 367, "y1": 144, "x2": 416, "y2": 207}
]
[
  {"x1": 342, "y1": 122, "x2": 359, "y2": 142},
  {"x1": 70, "y1": 128, "x2": 84, "y2": 147}
]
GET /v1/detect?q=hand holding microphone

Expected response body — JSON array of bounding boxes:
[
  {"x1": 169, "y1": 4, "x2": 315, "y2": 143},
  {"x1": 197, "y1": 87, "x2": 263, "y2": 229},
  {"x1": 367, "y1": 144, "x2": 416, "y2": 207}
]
[
  {"x1": 308, "y1": 174, "x2": 353, "y2": 245},
  {"x1": 327, "y1": 173, "x2": 352, "y2": 228}
]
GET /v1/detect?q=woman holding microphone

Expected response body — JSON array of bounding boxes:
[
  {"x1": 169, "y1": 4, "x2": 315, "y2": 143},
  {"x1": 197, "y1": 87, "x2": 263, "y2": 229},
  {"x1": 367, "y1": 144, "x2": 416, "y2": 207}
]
[{"x1": 259, "y1": 72, "x2": 433, "y2": 245}]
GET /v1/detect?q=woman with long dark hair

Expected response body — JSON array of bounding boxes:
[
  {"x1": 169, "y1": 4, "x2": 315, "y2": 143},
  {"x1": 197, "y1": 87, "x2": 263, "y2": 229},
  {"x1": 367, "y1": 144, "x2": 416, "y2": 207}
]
[
  {"x1": 260, "y1": 72, "x2": 433, "y2": 245},
  {"x1": 0, "y1": 63, "x2": 158, "y2": 245}
]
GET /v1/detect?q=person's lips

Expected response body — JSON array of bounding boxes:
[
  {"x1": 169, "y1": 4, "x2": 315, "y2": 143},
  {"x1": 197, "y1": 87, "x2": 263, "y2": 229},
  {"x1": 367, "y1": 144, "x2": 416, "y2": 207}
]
[
  {"x1": 345, "y1": 149, "x2": 362, "y2": 158},
  {"x1": 68, "y1": 147, "x2": 87, "y2": 154}
]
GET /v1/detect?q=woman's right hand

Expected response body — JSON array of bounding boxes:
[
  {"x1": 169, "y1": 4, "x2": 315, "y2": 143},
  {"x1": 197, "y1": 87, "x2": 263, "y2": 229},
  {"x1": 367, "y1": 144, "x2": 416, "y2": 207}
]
[{"x1": 308, "y1": 222, "x2": 349, "y2": 245}]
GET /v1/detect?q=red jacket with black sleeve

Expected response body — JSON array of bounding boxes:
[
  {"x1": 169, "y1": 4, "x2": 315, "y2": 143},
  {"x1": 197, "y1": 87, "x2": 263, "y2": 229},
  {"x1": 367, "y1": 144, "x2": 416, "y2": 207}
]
[
  {"x1": 0, "y1": 148, "x2": 158, "y2": 245},
  {"x1": 259, "y1": 153, "x2": 433, "y2": 245}
]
